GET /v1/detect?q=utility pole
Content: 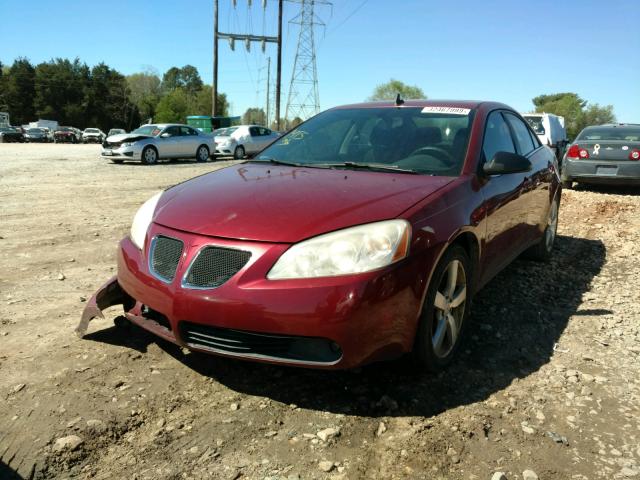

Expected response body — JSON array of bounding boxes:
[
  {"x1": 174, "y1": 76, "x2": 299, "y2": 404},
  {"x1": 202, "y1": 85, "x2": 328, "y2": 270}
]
[
  {"x1": 276, "y1": 0, "x2": 283, "y2": 130},
  {"x1": 212, "y1": 0, "x2": 219, "y2": 116},
  {"x1": 265, "y1": 56, "x2": 271, "y2": 127},
  {"x1": 212, "y1": 0, "x2": 283, "y2": 129},
  {"x1": 285, "y1": 0, "x2": 330, "y2": 124}
]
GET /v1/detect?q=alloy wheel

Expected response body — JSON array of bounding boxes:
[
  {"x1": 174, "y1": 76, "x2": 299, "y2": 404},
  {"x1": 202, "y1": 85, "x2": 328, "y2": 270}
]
[
  {"x1": 197, "y1": 146, "x2": 209, "y2": 162},
  {"x1": 431, "y1": 259, "x2": 467, "y2": 358},
  {"x1": 143, "y1": 148, "x2": 157, "y2": 164}
]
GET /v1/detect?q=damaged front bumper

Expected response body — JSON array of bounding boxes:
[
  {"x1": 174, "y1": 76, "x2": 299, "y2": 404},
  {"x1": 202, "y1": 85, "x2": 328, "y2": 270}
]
[{"x1": 76, "y1": 276, "x2": 134, "y2": 337}]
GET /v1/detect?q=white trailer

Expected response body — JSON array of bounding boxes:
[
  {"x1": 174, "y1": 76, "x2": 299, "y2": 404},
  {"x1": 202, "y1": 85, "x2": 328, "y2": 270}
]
[{"x1": 29, "y1": 119, "x2": 59, "y2": 131}]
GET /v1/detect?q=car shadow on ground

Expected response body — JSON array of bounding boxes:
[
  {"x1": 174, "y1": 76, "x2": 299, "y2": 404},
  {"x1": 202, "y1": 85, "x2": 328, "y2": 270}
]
[
  {"x1": 0, "y1": 460, "x2": 22, "y2": 480},
  {"x1": 86, "y1": 234, "x2": 606, "y2": 418}
]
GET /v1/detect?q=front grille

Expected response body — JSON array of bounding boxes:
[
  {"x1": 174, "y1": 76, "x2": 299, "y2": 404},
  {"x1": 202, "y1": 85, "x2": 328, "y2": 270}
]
[
  {"x1": 103, "y1": 141, "x2": 122, "y2": 148},
  {"x1": 180, "y1": 322, "x2": 342, "y2": 364},
  {"x1": 149, "y1": 236, "x2": 184, "y2": 282},
  {"x1": 183, "y1": 247, "x2": 251, "y2": 289}
]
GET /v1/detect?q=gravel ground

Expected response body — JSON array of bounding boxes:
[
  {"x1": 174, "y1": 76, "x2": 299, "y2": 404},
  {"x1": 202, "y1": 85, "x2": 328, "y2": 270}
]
[{"x1": 1, "y1": 144, "x2": 639, "y2": 480}]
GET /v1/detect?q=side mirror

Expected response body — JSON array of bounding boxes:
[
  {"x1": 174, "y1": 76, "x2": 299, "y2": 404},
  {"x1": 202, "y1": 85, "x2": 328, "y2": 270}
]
[
  {"x1": 160, "y1": 132, "x2": 171, "y2": 138},
  {"x1": 483, "y1": 151, "x2": 532, "y2": 175}
]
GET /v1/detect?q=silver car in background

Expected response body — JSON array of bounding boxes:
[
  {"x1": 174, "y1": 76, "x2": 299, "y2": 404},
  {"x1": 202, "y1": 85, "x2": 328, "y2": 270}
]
[
  {"x1": 562, "y1": 123, "x2": 640, "y2": 188},
  {"x1": 214, "y1": 125, "x2": 280, "y2": 159},
  {"x1": 102, "y1": 124, "x2": 215, "y2": 165},
  {"x1": 82, "y1": 128, "x2": 106, "y2": 143}
]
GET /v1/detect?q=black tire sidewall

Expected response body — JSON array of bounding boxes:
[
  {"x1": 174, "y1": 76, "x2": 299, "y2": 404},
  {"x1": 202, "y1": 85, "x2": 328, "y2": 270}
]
[
  {"x1": 234, "y1": 146, "x2": 245, "y2": 159},
  {"x1": 413, "y1": 245, "x2": 472, "y2": 372}
]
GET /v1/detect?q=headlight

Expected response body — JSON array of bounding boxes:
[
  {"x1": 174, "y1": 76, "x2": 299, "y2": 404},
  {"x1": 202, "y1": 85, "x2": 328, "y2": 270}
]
[
  {"x1": 267, "y1": 220, "x2": 411, "y2": 279},
  {"x1": 130, "y1": 192, "x2": 163, "y2": 249},
  {"x1": 121, "y1": 141, "x2": 135, "y2": 147}
]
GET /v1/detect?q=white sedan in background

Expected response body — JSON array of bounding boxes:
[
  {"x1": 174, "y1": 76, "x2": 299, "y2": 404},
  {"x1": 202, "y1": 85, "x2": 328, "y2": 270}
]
[
  {"x1": 102, "y1": 124, "x2": 215, "y2": 165},
  {"x1": 214, "y1": 125, "x2": 280, "y2": 159}
]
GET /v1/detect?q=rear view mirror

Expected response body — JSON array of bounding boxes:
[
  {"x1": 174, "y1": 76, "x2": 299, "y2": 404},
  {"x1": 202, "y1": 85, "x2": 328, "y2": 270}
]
[
  {"x1": 160, "y1": 132, "x2": 171, "y2": 138},
  {"x1": 483, "y1": 151, "x2": 532, "y2": 175}
]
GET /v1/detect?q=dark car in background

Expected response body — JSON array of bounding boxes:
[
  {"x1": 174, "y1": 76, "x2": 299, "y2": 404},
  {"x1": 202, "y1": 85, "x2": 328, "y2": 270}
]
[
  {"x1": 80, "y1": 100, "x2": 561, "y2": 372},
  {"x1": 54, "y1": 127, "x2": 82, "y2": 143},
  {"x1": 0, "y1": 126, "x2": 25, "y2": 143},
  {"x1": 562, "y1": 124, "x2": 640, "y2": 188},
  {"x1": 24, "y1": 127, "x2": 49, "y2": 143}
]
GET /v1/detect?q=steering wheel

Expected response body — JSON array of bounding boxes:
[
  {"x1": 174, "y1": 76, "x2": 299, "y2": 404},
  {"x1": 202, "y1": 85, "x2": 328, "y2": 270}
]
[{"x1": 408, "y1": 146, "x2": 454, "y2": 166}]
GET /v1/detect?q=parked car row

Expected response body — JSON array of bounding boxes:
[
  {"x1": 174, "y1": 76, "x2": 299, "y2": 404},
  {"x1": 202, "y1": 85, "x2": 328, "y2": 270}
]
[
  {"x1": 100, "y1": 123, "x2": 280, "y2": 164},
  {"x1": 0, "y1": 125, "x2": 127, "y2": 143}
]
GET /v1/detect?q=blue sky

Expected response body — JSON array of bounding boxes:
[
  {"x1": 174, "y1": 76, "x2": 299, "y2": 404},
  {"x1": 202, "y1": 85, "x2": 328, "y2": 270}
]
[{"x1": 1, "y1": 0, "x2": 639, "y2": 122}]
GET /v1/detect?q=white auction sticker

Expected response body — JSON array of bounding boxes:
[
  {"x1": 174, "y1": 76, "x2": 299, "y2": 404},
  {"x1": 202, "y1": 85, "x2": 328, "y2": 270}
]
[{"x1": 421, "y1": 106, "x2": 471, "y2": 115}]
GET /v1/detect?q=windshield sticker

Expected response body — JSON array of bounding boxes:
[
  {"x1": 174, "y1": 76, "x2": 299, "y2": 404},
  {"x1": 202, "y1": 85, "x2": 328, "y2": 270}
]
[{"x1": 421, "y1": 106, "x2": 470, "y2": 115}]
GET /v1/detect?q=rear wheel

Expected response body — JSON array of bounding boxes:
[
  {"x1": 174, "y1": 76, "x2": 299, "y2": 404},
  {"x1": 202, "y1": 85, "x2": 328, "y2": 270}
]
[
  {"x1": 526, "y1": 198, "x2": 559, "y2": 262},
  {"x1": 412, "y1": 245, "x2": 471, "y2": 372},
  {"x1": 234, "y1": 145, "x2": 246, "y2": 159},
  {"x1": 141, "y1": 146, "x2": 158, "y2": 165},
  {"x1": 196, "y1": 145, "x2": 210, "y2": 162}
]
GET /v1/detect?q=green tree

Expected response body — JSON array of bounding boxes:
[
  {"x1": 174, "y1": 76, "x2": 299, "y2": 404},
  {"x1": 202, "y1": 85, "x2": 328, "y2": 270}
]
[
  {"x1": 127, "y1": 69, "x2": 161, "y2": 122},
  {"x1": 242, "y1": 107, "x2": 266, "y2": 125},
  {"x1": 5, "y1": 58, "x2": 36, "y2": 124},
  {"x1": 155, "y1": 88, "x2": 191, "y2": 123},
  {"x1": 161, "y1": 65, "x2": 203, "y2": 95},
  {"x1": 190, "y1": 85, "x2": 229, "y2": 117},
  {"x1": 532, "y1": 92, "x2": 616, "y2": 139},
  {"x1": 368, "y1": 79, "x2": 425, "y2": 101}
]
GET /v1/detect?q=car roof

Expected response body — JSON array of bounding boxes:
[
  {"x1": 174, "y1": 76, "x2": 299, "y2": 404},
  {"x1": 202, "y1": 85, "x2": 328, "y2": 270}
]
[
  {"x1": 330, "y1": 99, "x2": 509, "y2": 111},
  {"x1": 140, "y1": 123, "x2": 189, "y2": 128},
  {"x1": 584, "y1": 123, "x2": 640, "y2": 129}
]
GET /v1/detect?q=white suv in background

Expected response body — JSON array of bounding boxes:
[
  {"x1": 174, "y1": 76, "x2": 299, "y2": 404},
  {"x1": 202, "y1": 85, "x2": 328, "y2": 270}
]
[
  {"x1": 214, "y1": 125, "x2": 280, "y2": 159},
  {"x1": 522, "y1": 113, "x2": 568, "y2": 160}
]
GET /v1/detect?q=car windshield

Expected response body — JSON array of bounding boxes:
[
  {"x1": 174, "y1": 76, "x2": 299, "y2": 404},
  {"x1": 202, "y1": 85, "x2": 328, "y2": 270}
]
[
  {"x1": 0, "y1": 127, "x2": 14, "y2": 132},
  {"x1": 27, "y1": 128, "x2": 42, "y2": 133},
  {"x1": 85, "y1": 128, "x2": 99, "y2": 133},
  {"x1": 132, "y1": 125, "x2": 162, "y2": 136},
  {"x1": 577, "y1": 127, "x2": 640, "y2": 142},
  {"x1": 525, "y1": 116, "x2": 545, "y2": 135},
  {"x1": 257, "y1": 107, "x2": 474, "y2": 176}
]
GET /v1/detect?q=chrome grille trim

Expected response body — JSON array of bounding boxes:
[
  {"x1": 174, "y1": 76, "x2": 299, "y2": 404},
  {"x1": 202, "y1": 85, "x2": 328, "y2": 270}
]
[
  {"x1": 181, "y1": 245, "x2": 251, "y2": 290},
  {"x1": 148, "y1": 235, "x2": 184, "y2": 283}
]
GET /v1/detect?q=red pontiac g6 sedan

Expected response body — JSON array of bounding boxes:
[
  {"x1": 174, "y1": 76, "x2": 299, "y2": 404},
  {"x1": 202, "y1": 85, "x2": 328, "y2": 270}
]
[{"x1": 78, "y1": 100, "x2": 561, "y2": 371}]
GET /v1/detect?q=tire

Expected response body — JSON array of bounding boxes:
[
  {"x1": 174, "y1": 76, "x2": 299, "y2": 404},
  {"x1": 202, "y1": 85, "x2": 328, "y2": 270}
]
[
  {"x1": 526, "y1": 197, "x2": 559, "y2": 262},
  {"x1": 234, "y1": 145, "x2": 246, "y2": 159},
  {"x1": 141, "y1": 146, "x2": 158, "y2": 165},
  {"x1": 196, "y1": 145, "x2": 210, "y2": 162},
  {"x1": 561, "y1": 180, "x2": 573, "y2": 189},
  {"x1": 412, "y1": 245, "x2": 472, "y2": 372}
]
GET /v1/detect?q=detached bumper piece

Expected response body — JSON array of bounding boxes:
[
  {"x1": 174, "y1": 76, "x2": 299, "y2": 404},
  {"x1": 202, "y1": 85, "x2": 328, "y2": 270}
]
[
  {"x1": 76, "y1": 276, "x2": 134, "y2": 337},
  {"x1": 180, "y1": 321, "x2": 343, "y2": 365}
]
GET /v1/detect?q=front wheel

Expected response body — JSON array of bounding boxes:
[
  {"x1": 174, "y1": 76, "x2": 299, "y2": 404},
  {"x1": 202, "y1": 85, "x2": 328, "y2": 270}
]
[
  {"x1": 196, "y1": 145, "x2": 210, "y2": 162},
  {"x1": 234, "y1": 145, "x2": 245, "y2": 159},
  {"x1": 412, "y1": 245, "x2": 471, "y2": 372},
  {"x1": 141, "y1": 146, "x2": 158, "y2": 165}
]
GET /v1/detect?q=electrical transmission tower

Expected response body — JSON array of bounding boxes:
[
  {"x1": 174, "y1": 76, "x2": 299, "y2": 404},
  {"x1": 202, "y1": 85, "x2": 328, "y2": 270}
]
[{"x1": 285, "y1": 0, "x2": 331, "y2": 124}]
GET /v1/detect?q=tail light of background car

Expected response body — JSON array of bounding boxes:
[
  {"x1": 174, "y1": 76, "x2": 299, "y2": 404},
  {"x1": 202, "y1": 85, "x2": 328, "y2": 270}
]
[
  {"x1": 567, "y1": 144, "x2": 590, "y2": 159},
  {"x1": 629, "y1": 149, "x2": 640, "y2": 161}
]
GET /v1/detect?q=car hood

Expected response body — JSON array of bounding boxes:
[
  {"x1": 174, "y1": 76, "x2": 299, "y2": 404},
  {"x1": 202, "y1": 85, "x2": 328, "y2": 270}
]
[
  {"x1": 107, "y1": 133, "x2": 152, "y2": 143},
  {"x1": 153, "y1": 163, "x2": 453, "y2": 243}
]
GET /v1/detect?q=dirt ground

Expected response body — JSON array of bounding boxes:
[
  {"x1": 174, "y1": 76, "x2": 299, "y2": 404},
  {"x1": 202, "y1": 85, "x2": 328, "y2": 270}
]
[{"x1": 1, "y1": 144, "x2": 639, "y2": 480}]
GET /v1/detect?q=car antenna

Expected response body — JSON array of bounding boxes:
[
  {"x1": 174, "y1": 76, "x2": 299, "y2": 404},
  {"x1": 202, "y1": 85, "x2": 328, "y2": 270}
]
[{"x1": 395, "y1": 93, "x2": 405, "y2": 106}]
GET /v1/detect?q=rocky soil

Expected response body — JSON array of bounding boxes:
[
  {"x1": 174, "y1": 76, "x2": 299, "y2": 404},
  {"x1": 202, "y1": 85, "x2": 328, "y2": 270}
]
[{"x1": 1, "y1": 144, "x2": 639, "y2": 480}]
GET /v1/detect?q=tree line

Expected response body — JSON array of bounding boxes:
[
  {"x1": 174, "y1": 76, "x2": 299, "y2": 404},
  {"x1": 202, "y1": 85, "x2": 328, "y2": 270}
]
[{"x1": 0, "y1": 58, "x2": 229, "y2": 132}]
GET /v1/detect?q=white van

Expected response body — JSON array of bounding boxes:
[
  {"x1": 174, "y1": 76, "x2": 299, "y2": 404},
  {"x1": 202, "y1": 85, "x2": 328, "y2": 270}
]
[{"x1": 522, "y1": 113, "x2": 568, "y2": 160}]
